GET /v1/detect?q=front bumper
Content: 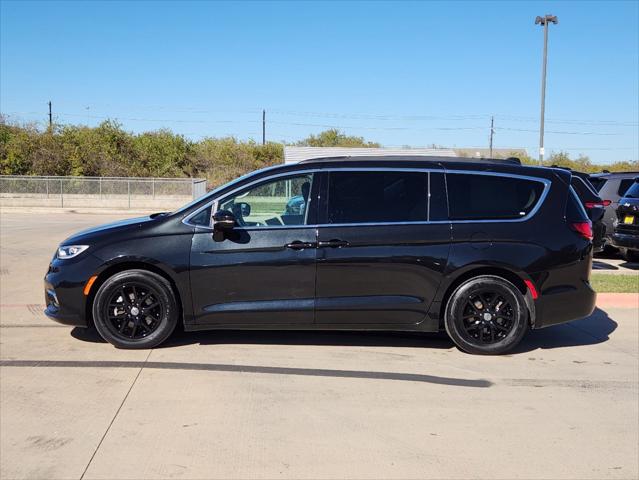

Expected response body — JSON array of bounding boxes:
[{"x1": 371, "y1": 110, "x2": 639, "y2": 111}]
[
  {"x1": 611, "y1": 232, "x2": 639, "y2": 251},
  {"x1": 43, "y1": 253, "x2": 103, "y2": 328},
  {"x1": 534, "y1": 280, "x2": 597, "y2": 329}
]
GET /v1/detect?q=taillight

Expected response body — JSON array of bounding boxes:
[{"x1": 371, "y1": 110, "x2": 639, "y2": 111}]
[
  {"x1": 570, "y1": 221, "x2": 593, "y2": 240},
  {"x1": 584, "y1": 199, "x2": 611, "y2": 209}
]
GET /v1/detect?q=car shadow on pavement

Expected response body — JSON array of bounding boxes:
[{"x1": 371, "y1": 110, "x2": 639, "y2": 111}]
[
  {"x1": 163, "y1": 329, "x2": 455, "y2": 349},
  {"x1": 513, "y1": 308, "x2": 617, "y2": 353},
  {"x1": 592, "y1": 260, "x2": 620, "y2": 270},
  {"x1": 71, "y1": 308, "x2": 617, "y2": 353},
  {"x1": 71, "y1": 326, "x2": 455, "y2": 349}
]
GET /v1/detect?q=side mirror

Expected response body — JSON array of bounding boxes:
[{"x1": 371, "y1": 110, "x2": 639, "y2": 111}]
[
  {"x1": 235, "y1": 202, "x2": 251, "y2": 218},
  {"x1": 212, "y1": 209, "x2": 236, "y2": 231}
]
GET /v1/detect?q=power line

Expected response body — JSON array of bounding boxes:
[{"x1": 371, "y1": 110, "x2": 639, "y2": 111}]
[{"x1": 496, "y1": 127, "x2": 622, "y2": 136}]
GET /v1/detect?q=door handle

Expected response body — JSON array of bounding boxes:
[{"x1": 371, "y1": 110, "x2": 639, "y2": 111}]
[
  {"x1": 318, "y1": 239, "x2": 349, "y2": 248},
  {"x1": 285, "y1": 241, "x2": 317, "y2": 250}
]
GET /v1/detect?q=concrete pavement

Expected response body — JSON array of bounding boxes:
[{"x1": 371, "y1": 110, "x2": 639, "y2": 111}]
[{"x1": 1, "y1": 211, "x2": 637, "y2": 479}]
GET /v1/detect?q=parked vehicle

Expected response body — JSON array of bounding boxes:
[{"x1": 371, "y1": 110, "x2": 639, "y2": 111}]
[
  {"x1": 551, "y1": 167, "x2": 608, "y2": 253},
  {"x1": 45, "y1": 156, "x2": 596, "y2": 355},
  {"x1": 590, "y1": 171, "x2": 639, "y2": 249},
  {"x1": 569, "y1": 175, "x2": 608, "y2": 252},
  {"x1": 611, "y1": 177, "x2": 639, "y2": 262}
]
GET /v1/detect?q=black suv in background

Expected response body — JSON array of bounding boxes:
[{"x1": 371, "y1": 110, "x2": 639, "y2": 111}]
[
  {"x1": 590, "y1": 171, "x2": 639, "y2": 249},
  {"x1": 45, "y1": 157, "x2": 596, "y2": 355},
  {"x1": 612, "y1": 178, "x2": 639, "y2": 262},
  {"x1": 567, "y1": 173, "x2": 608, "y2": 252}
]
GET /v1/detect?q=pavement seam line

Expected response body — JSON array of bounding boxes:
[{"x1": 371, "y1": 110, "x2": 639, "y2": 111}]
[{"x1": 79, "y1": 349, "x2": 152, "y2": 480}]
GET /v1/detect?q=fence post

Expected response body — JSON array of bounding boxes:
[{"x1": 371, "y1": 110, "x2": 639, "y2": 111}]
[
  {"x1": 60, "y1": 178, "x2": 64, "y2": 208},
  {"x1": 191, "y1": 179, "x2": 195, "y2": 200},
  {"x1": 127, "y1": 180, "x2": 131, "y2": 209},
  {"x1": 152, "y1": 178, "x2": 155, "y2": 199},
  {"x1": 46, "y1": 178, "x2": 49, "y2": 198},
  {"x1": 99, "y1": 178, "x2": 102, "y2": 200}
]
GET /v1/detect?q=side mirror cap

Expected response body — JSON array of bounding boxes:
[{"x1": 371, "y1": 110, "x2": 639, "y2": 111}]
[{"x1": 212, "y1": 209, "x2": 236, "y2": 231}]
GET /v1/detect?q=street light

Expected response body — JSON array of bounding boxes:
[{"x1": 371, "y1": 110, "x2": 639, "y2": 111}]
[{"x1": 535, "y1": 14, "x2": 558, "y2": 165}]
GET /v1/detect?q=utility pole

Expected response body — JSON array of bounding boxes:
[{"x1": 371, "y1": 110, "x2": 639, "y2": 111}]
[
  {"x1": 535, "y1": 14, "x2": 558, "y2": 165},
  {"x1": 489, "y1": 116, "x2": 494, "y2": 157},
  {"x1": 48, "y1": 101, "x2": 52, "y2": 129},
  {"x1": 262, "y1": 109, "x2": 266, "y2": 145}
]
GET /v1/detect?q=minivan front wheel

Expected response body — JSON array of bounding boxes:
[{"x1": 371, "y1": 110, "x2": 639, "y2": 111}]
[
  {"x1": 444, "y1": 275, "x2": 528, "y2": 355},
  {"x1": 92, "y1": 269, "x2": 178, "y2": 349}
]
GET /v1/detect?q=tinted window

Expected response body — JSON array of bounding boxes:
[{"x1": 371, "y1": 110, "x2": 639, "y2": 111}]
[
  {"x1": 571, "y1": 177, "x2": 600, "y2": 203},
  {"x1": 447, "y1": 173, "x2": 545, "y2": 220},
  {"x1": 618, "y1": 178, "x2": 635, "y2": 196},
  {"x1": 219, "y1": 174, "x2": 313, "y2": 227},
  {"x1": 589, "y1": 177, "x2": 607, "y2": 192},
  {"x1": 565, "y1": 186, "x2": 589, "y2": 221},
  {"x1": 622, "y1": 180, "x2": 639, "y2": 199},
  {"x1": 327, "y1": 171, "x2": 428, "y2": 224},
  {"x1": 190, "y1": 205, "x2": 212, "y2": 226}
]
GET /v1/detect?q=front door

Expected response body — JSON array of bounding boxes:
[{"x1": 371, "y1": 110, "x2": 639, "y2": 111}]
[
  {"x1": 315, "y1": 170, "x2": 451, "y2": 328},
  {"x1": 190, "y1": 172, "x2": 318, "y2": 326}
]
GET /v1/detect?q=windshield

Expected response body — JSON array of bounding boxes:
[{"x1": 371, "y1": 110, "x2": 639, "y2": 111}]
[
  {"x1": 170, "y1": 164, "x2": 283, "y2": 215},
  {"x1": 622, "y1": 179, "x2": 639, "y2": 199}
]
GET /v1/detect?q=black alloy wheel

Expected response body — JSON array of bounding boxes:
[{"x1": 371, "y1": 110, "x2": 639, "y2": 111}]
[
  {"x1": 460, "y1": 291, "x2": 516, "y2": 344},
  {"x1": 92, "y1": 269, "x2": 178, "y2": 349},
  {"x1": 106, "y1": 283, "x2": 163, "y2": 340},
  {"x1": 444, "y1": 275, "x2": 528, "y2": 355}
]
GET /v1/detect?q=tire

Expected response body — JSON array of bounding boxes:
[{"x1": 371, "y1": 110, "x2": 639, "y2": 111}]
[
  {"x1": 92, "y1": 269, "x2": 178, "y2": 349},
  {"x1": 444, "y1": 275, "x2": 529, "y2": 355},
  {"x1": 623, "y1": 248, "x2": 639, "y2": 263}
]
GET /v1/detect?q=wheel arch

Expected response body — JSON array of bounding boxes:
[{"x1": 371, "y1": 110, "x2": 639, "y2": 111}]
[
  {"x1": 85, "y1": 260, "x2": 184, "y2": 327},
  {"x1": 437, "y1": 266, "x2": 535, "y2": 329}
]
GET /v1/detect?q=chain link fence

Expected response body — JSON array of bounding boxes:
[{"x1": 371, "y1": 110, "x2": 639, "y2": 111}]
[{"x1": 0, "y1": 176, "x2": 208, "y2": 210}]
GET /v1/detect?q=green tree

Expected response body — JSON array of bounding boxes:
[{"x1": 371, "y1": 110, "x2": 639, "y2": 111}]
[{"x1": 295, "y1": 129, "x2": 380, "y2": 148}]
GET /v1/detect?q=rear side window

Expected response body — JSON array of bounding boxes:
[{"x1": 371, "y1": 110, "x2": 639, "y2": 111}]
[
  {"x1": 446, "y1": 173, "x2": 545, "y2": 220},
  {"x1": 327, "y1": 171, "x2": 428, "y2": 224},
  {"x1": 571, "y1": 177, "x2": 600, "y2": 203},
  {"x1": 589, "y1": 177, "x2": 607, "y2": 192},
  {"x1": 623, "y1": 180, "x2": 639, "y2": 199},
  {"x1": 565, "y1": 186, "x2": 589, "y2": 221},
  {"x1": 618, "y1": 178, "x2": 635, "y2": 196}
]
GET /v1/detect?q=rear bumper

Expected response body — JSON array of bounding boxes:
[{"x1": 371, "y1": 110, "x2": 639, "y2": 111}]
[
  {"x1": 611, "y1": 232, "x2": 639, "y2": 251},
  {"x1": 534, "y1": 280, "x2": 597, "y2": 329}
]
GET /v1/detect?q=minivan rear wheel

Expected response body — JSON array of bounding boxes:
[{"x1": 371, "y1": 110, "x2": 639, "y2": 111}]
[
  {"x1": 444, "y1": 275, "x2": 528, "y2": 355},
  {"x1": 92, "y1": 269, "x2": 178, "y2": 349}
]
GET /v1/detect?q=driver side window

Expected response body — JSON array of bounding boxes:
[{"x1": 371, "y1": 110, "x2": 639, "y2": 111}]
[{"x1": 219, "y1": 174, "x2": 313, "y2": 227}]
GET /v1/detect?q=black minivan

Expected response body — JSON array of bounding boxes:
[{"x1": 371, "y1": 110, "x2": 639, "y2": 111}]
[{"x1": 45, "y1": 156, "x2": 596, "y2": 355}]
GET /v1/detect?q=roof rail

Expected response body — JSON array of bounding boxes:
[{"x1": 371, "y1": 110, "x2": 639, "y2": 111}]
[{"x1": 298, "y1": 155, "x2": 522, "y2": 166}]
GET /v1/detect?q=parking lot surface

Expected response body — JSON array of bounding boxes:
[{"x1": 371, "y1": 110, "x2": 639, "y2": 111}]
[{"x1": 1, "y1": 211, "x2": 638, "y2": 479}]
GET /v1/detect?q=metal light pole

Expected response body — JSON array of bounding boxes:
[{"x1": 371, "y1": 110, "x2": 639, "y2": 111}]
[{"x1": 535, "y1": 14, "x2": 558, "y2": 165}]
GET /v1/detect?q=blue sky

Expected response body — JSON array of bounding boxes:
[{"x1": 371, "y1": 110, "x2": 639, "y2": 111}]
[{"x1": 1, "y1": 0, "x2": 637, "y2": 163}]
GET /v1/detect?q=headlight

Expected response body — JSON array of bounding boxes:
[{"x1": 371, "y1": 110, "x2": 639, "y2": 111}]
[{"x1": 57, "y1": 245, "x2": 89, "y2": 259}]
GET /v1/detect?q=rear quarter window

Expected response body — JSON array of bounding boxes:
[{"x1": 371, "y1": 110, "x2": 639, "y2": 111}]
[
  {"x1": 446, "y1": 173, "x2": 546, "y2": 221},
  {"x1": 618, "y1": 178, "x2": 635, "y2": 196},
  {"x1": 589, "y1": 177, "x2": 607, "y2": 192},
  {"x1": 565, "y1": 186, "x2": 589, "y2": 221},
  {"x1": 622, "y1": 180, "x2": 639, "y2": 199}
]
